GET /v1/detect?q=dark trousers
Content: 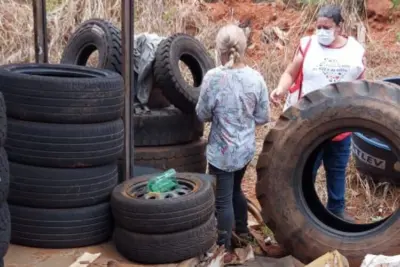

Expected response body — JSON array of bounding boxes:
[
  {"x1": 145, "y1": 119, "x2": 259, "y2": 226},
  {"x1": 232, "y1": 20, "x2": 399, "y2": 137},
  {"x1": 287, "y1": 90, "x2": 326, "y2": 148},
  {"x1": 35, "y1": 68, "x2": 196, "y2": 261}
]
[
  {"x1": 209, "y1": 164, "x2": 248, "y2": 250},
  {"x1": 312, "y1": 136, "x2": 352, "y2": 215}
]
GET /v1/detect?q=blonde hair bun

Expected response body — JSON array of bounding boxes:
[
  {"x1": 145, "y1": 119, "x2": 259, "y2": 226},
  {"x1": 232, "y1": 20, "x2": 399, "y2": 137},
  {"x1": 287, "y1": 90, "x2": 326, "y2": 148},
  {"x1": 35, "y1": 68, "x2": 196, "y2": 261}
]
[{"x1": 216, "y1": 24, "x2": 247, "y2": 68}]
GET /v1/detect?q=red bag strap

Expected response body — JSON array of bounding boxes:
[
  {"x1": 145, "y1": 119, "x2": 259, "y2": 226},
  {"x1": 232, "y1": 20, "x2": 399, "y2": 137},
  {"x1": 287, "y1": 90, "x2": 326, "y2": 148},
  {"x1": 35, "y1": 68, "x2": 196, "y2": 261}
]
[{"x1": 297, "y1": 37, "x2": 312, "y2": 100}]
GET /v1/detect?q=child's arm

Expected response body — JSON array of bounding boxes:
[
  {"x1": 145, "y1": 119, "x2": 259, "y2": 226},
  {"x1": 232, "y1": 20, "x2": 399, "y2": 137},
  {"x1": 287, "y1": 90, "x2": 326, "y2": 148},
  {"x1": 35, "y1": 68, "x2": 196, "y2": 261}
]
[
  {"x1": 254, "y1": 77, "x2": 270, "y2": 125},
  {"x1": 196, "y1": 72, "x2": 215, "y2": 122}
]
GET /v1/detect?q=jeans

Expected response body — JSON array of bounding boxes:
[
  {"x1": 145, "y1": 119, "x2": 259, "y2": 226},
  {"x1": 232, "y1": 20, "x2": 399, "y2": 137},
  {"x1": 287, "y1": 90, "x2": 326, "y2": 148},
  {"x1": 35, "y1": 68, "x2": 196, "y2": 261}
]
[
  {"x1": 209, "y1": 164, "x2": 248, "y2": 250},
  {"x1": 312, "y1": 136, "x2": 351, "y2": 215}
]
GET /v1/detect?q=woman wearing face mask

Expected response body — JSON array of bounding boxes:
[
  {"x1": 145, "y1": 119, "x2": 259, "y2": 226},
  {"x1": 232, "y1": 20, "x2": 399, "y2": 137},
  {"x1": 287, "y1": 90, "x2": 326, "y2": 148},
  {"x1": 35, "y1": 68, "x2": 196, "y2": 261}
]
[
  {"x1": 270, "y1": 5, "x2": 366, "y2": 221},
  {"x1": 196, "y1": 24, "x2": 270, "y2": 264}
]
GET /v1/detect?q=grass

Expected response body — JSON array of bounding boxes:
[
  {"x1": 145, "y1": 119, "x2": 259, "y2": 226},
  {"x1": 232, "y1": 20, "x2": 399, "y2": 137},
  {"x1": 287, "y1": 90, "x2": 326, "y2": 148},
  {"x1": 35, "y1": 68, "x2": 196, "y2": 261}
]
[{"x1": 0, "y1": 0, "x2": 398, "y2": 230}]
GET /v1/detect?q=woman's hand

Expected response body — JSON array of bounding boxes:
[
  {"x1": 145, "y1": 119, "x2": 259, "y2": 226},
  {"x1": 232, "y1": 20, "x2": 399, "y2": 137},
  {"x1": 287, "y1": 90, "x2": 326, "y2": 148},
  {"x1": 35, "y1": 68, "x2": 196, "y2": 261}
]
[{"x1": 270, "y1": 87, "x2": 286, "y2": 104}]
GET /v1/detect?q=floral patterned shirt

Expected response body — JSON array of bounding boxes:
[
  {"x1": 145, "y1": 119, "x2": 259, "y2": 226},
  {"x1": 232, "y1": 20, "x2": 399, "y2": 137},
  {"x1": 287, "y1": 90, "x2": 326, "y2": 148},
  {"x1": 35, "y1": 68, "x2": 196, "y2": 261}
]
[{"x1": 196, "y1": 66, "x2": 270, "y2": 172}]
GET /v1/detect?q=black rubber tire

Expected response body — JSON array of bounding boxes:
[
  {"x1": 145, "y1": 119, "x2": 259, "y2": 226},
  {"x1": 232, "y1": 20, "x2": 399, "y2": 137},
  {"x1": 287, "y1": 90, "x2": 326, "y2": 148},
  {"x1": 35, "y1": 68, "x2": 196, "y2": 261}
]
[
  {"x1": 6, "y1": 118, "x2": 124, "y2": 168},
  {"x1": 0, "y1": 93, "x2": 7, "y2": 147},
  {"x1": 0, "y1": 149, "x2": 9, "y2": 204},
  {"x1": 10, "y1": 203, "x2": 112, "y2": 248},
  {"x1": 134, "y1": 107, "x2": 203, "y2": 146},
  {"x1": 113, "y1": 214, "x2": 216, "y2": 264},
  {"x1": 0, "y1": 63, "x2": 123, "y2": 123},
  {"x1": 351, "y1": 133, "x2": 399, "y2": 186},
  {"x1": 256, "y1": 80, "x2": 400, "y2": 266},
  {"x1": 153, "y1": 33, "x2": 215, "y2": 113},
  {"x1": 0, "y1": 203, "x2": 11, "y2": 259},
  {"x1": 382, "y1": 76, "x2": 400, "y2": 86},
  {"x1": 61, "y1": 19, "x2": 122, "y2": 74},
  {"x1": 134, "y1": 139, "x2": 207, "y2": 172},
  {"x1": 111, "y1": 173, "x2": 214, "y2": 234},
  {"x1": 8, "y1": 162, "x2": 118, "y2": 208}
]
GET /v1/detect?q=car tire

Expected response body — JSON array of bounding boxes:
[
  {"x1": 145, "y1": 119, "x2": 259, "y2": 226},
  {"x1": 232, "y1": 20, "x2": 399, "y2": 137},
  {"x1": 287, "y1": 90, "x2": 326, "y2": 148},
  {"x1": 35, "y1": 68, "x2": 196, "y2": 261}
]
[
  {"x1": 60, "y1": 19, "x2": 122, "y2": 74},
  {"x1": 111, "y1": 173, "x2": 214, "y2": 234},
  {"x1": 6, "y1": 118, "x2": 124, "y2": 168},
  {"x1": 8, "y1": 162, "x2": 118, "y2": 208},
  {"x1": 113, "y1": 214, "x2": 216, "y2": 264},
  {"x1": 153, "y1": 33, "x2": 214, "y2": 113},
  {"x1": 134, "y1": 139, "x2": 207, "y2": 172},
  {"x1": 10, "y1": 203, "x2": 112, "y2": 248},
  {"x1": 0, "y1": 64, "x2": 123, "y2": 123},
  {"x1": 134, "y1": 106, "x2": 203, "y2": 147}
]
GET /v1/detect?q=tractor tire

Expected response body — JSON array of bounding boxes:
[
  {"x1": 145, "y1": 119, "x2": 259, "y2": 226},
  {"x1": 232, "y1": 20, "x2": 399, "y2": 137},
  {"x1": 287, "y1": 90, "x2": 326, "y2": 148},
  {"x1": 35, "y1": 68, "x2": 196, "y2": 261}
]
[{"x1": 256, "y1": 80, "x2": 400, "y2": 266}]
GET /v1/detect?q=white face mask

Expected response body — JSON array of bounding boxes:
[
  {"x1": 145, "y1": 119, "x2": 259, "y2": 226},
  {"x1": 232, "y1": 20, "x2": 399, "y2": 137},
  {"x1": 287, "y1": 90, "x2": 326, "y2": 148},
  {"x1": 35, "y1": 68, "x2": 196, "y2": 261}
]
[{"x1": 316, "y1": 29, "x2": 335, "y2": 46}]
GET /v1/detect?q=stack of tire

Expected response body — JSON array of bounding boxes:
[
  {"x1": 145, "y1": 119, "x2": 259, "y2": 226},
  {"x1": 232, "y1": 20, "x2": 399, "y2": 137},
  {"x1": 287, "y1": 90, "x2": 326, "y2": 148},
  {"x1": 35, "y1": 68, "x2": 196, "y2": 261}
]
[
  {"x1": 110, "y1": 172, "x2": 216, "y2": 264},
  {"x1": 0, "y1": 94, "x2": 11, "y2": 267},
  {"x1": 0, "y1": 63, "x2": 124, "y2": 248},
  {"x1": 351, "y1": 77, "x2": 400, "y2": 186},
  {"x1": 61, "y1": 19, "x2": 214, "y2": 178}
]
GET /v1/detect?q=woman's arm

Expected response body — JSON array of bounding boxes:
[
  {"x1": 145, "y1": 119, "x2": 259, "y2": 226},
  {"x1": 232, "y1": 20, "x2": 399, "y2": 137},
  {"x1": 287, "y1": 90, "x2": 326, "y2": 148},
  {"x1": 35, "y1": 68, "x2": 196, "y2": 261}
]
[
  {"x1": 254, "y1": 78, "x2": 271, "y2": 125},
  {"x1": 195, "y1": 72, "x2": 215, "y2": 122},
  {"x1": 270, "y1": 47, "x2": 305, "y2": 103},
  {"x1": 276, "y1": 52, "x2": 304, "y2": 94}
]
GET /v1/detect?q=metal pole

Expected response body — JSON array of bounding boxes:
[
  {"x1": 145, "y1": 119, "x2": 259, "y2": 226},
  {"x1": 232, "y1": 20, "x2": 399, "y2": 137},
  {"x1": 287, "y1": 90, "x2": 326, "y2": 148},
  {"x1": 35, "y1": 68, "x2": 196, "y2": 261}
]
[
  {"x1": 32, "y1": 0, "x2": 48, "y2": 63},
  {"x1": 122, "y1": 0, "x2": 134, "y2": 179}
]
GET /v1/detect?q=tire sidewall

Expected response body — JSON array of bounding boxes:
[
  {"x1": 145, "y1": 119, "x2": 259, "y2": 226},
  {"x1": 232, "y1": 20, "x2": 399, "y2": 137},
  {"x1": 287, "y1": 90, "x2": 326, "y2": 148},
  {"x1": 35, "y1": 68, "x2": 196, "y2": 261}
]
[
  {"x1": 111, "y1": 174, "x2": 212, "y2": 211},
  {"x1": 168, "y1": 35, "x2": 214, "y2": 102},
  {"x1": 257, "y1": 91, "x2": 400, "y2": 263}
]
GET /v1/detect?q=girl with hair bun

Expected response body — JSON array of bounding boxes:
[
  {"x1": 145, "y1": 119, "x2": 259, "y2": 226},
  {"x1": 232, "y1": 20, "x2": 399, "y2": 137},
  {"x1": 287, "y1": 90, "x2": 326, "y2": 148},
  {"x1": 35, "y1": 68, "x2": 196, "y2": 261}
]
[{"x1": 195, "y1": 24, "x2": 270, "y2": 263}]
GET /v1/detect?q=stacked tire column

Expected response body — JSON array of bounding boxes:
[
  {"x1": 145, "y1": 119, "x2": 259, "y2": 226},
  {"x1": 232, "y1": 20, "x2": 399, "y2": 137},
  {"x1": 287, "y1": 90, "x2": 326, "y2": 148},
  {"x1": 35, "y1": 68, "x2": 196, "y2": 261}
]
[
  {"x1": 111, "y1": 173, "x2": 216, "y2": 264},
  {"x1": 0, "y1": 93, "x2": 11, "y2": 266},
  {"x1": 0, "y1": 64, "x2": 124, "y2": 248},
  {"x1": 134, "y1": 33, "x2": 216, "y2": 172}
]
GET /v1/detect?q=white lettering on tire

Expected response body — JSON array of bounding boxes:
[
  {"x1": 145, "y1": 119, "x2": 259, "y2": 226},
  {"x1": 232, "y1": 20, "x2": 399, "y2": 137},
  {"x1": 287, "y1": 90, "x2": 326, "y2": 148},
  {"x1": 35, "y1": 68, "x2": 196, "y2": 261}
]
[{"x1": 352, "y1": 143, "x2": 386, "y2": 170}]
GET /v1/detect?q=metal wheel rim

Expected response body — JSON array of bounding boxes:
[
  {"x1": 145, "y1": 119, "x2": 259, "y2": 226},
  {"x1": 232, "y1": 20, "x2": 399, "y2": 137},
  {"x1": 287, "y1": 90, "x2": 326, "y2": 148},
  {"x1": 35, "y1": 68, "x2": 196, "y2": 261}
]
[{"x1": 127, "y1": 179, "x2": 195, "y2": 200}]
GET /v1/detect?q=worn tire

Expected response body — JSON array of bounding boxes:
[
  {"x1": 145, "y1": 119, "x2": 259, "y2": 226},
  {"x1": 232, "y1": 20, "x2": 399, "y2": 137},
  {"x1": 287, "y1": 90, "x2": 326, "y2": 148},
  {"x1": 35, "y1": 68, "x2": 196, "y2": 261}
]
[
  {"x1": 0, "y1": 93, "x2": 7, "y2": 147},
  {"x1": 134, "y1": 139, "x2": 207, "y2": 172},
  {"x1": 61, "y1": 19, "x2": 122, "y2": 74},
  {"x1": 134, "y1": 107, "x2": 203, "y2": 146},
  {"x1": 6, "y1": 118, "x2": 124, "y2": 168},
  {"x1": 10, "y1": 203, "x2": 112, "y2": 248},
  {"x1": 0, "y1": 64, "x2": 123, "y2": 123},
  {"x1": 111, "y1": 173, "x2": 214, "y2": 234},
  {"x1": 351, "y1": 133, "x2": 399, "y2": 186},
  {"x1": 256, "y1": 80, "x2": 400, "y2": 266},
  {"x1": 8, "y1": 162, "x2": 118, "y2": 208},
  {"x1": 0, "y1": 149, "x2": 9, "y2": 204},
  {"x1": 0, "y1": 204, "x2": 11, "y2": 259},
  {"x1": 154, "y1": 33, "x2": 215, "y2": 113},
  {"x1": 113, "y1": 214, "x2": 216, "y2": 264}
]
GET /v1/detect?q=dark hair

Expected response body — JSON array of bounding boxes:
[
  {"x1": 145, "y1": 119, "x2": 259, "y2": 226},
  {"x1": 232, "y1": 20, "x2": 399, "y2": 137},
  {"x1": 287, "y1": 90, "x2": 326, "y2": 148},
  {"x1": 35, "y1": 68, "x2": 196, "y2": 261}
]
[{"x1": 317, "y1": 5, "x2": 344, "y2": 25}]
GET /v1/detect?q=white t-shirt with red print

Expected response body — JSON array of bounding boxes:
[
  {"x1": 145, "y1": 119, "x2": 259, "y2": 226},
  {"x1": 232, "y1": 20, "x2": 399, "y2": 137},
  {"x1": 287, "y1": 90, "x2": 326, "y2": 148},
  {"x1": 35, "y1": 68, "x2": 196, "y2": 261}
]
[
  {"x1": 284, "y1": 35, "x2": 365, "y2": 111},
  {"x1": 283, "y1": 35, "x2": 365, "y2": 141}
]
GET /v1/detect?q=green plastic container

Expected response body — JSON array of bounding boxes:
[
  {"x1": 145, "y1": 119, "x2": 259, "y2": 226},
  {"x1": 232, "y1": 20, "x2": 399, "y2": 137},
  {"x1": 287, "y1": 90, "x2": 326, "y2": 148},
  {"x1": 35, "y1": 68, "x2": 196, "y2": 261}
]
[{"x1": 147, "y1": 169, "x2": 178, "y2": 193}]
